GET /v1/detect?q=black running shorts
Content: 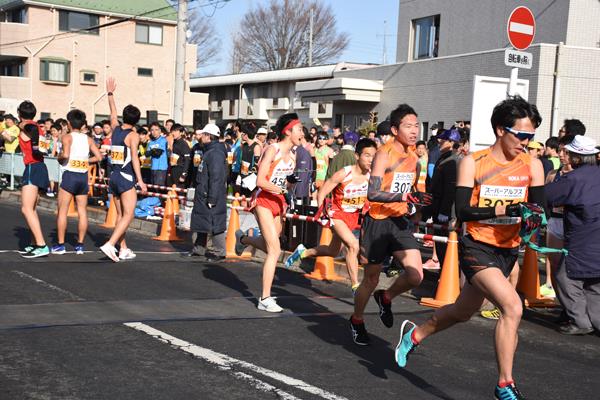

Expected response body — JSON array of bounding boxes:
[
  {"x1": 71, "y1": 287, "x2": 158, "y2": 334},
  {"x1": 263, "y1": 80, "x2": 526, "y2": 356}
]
[
  {"x1": 360, "y1": 214, "x2": 419, "y2": 265},
  {"x1": 459, "y1": 234, "x2": 519, "y2": 283}
]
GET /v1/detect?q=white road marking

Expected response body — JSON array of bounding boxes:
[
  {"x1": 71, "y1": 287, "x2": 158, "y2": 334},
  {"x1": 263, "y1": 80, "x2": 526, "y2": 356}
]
[
  {"x1": 125, "y1": 322, "x2": 349, "y2": 400},
  {"x1": 11, "y1": 270, "x2": 84, "y2": 301},
  {"x1": 509, "y1": 21, "x2": 534, "y2": 35}
]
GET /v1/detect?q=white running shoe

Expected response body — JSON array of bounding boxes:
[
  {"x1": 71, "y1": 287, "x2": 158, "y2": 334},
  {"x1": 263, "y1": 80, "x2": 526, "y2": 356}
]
[
  {"x1": 119, "y1": 248, "x2": 137, "y2": 260},
  {"x1": 100, "y1": 243, "x2": 119, "y2": 262},
  {"x1": 257, "y1": 297, "x2": 283, "y2": 313}
]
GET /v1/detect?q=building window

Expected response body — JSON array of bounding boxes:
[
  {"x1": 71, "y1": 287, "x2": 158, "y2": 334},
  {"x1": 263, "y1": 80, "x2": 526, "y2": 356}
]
[
  {"x1": 40, "y1": 112, "x2": 51, "y2": 120},
  {"x1": 80, "y1": 70, "x2": 97, "y2": 85},
  {"x1": 137, "y1": 67, "x2": 153, "y2": 77},
  {"x1": 40, "y1": 59, "x2": 70, "y2": 83},
  {"x1": 59, "y1": 10, "x2": 99, "y2": 35},
  {"x1": 135, "y1": 24, "x2": 163, "y2": 45},
  {"x1": 0, "y1": 59, "x2": 26, "y2": 77},
  {"x1": 2, "y1": 7, "x2": 27, "y2": 23},
  {"x1": 412, "y1": 15, "x2": 440, "y2": 60}
]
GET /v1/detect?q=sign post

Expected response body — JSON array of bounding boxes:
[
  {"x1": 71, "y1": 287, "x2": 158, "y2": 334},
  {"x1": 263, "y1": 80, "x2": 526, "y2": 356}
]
[{"x1": 506, "y1": 6, "x2": 536, "y2": 96}]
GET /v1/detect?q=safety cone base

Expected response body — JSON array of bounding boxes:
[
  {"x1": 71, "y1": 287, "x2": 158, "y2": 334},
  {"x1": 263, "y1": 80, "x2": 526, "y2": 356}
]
[
  {"x1": 522, "y1": 297, "x2": 558, "y2": 308},
  {"x1": 420, "y1": 297, "x2": 456, "y2": 308},
  {"x1": 304, "y1": 270, "x2": 344, "y2": 282}
]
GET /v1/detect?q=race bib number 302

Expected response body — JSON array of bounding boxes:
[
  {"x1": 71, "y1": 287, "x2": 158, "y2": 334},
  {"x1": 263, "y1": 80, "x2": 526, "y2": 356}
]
[{"x1": 390, "y1": 172, "x2": 414, "y2": 194}]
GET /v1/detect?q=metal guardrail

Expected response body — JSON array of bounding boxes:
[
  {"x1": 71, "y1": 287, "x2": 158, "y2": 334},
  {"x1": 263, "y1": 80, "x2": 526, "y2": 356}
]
[{"x1": 0, "y1": 153, "x2": 63, "y2": 190}]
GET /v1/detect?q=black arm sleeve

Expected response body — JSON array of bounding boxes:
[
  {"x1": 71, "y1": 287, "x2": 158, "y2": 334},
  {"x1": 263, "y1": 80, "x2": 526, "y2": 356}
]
[
  {"x1": 455, "y1": 186, "x2": 497, "y2": 222},
  {"x1": 528, "y1": 185, "x2": 548, "y2": 216}
]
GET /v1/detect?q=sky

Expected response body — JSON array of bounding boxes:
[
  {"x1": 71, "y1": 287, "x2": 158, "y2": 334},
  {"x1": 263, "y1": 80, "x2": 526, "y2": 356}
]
[{"x1": 189, "y1": 0, "x2": 399, "y2": 76}]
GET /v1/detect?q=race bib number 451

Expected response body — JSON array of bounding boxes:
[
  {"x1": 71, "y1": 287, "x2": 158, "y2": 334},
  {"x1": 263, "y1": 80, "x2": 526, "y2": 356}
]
[{"x1": 390, "y1": 172, "x2": 414, "y2": 194}]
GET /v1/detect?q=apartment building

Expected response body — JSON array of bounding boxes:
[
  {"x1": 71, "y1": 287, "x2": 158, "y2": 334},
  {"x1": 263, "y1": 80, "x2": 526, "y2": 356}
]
[
  {"x1": 190, "y1": 62, "x2": 380, "y2": 129},
  {"x1": 0, "y1": 0, "x2": 207, "y2": 125}
]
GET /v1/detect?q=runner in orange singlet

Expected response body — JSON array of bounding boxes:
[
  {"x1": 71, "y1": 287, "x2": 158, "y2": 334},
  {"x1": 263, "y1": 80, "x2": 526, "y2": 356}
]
[
  {"x1": 234, "y1": 113, "x2": 304, "y2": 313},
  {"x1": 284, "y1": 138, "x2": 377, "y2": 291},
  {"x1": 395, "y1": 96, "x2": 546, "y2": 400},
  {"x1": 349, "y1": 104, "x2": 432, "y2": 346}
]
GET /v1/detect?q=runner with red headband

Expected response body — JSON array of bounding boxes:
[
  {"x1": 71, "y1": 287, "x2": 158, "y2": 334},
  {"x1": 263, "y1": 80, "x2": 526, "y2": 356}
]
[
  {"x1": 284, "y1": 138, "x2": 377, "y2": 293},
  {"x1": 235, "y1": 113, "x2": 304, "y2": 313}
]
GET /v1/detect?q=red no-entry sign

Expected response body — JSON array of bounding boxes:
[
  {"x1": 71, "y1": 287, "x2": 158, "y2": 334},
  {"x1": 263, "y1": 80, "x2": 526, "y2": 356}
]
[{"x1": 507, "y1": 6, "x2": 535, "y2": 50}]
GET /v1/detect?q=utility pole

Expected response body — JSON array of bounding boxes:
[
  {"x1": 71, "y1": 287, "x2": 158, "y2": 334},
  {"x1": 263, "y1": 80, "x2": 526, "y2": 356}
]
[
  {"x1": 382, "y1": 20, "x2": 387, "y2": 64},
  {"x1": 308, "y1": 7, "x2": 314, "y2": 66},
  {"x1": 376, "y1": 20, "x2": 396, "y2": 65},
  {"x1": 173, "y1": 0, "x2": 187, "y2": 123}
]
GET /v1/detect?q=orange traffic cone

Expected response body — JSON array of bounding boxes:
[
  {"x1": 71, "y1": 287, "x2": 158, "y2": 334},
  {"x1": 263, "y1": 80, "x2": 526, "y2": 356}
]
[
  {"x1": 225, "y1": 198, "x2": 241, "y2": 258},
  {"x1": 421, "y1": 231, "x2": 461, "y2": 308},
  {"x1": 170, "y1": 185, "x2": 180, "y2": 215},
  {"x1": 100, "y1": 197, "x2": 117, "y2": 228},
  {"x1": 88, "y1": 164, "x2": 96, "y2": 197},
  {"x1": 517, "y1": 247, "x2": 557, "y2": 307},
  {"x1": 305, "y1": 226, "x2": 343, "y2": 281},
  {"x1": 153, "y1": 197, "x2": 182, "y2": 241}
]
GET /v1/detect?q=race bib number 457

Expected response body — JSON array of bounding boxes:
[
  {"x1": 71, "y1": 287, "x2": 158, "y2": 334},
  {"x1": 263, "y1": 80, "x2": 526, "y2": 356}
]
[{"x1": 390, "y1": 172, "x2": 414, "y2": 194}]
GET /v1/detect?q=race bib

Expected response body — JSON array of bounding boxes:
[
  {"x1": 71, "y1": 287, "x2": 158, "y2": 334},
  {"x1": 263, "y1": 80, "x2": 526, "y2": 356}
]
[
  {"x1": 170, "y1": 153, "x2": 180, "y2": 166},
  {"x1": 68, "y1": 158, "x2": 89, "y2": 172},
  {"x1": 241, "y1": 160, "x2": 250, "y2": 175},
  {"x1": 110, "y1": 145, "x2": 125, "y2": 165},
  {"x1": 140, "y1": 155, "x2": 151, "y2": 168},
  {"x1": 193, "y1": 153, "x2": 202, "y2": 167},
  {"x1": 270, "y1": 173, "x2": 287, "y2": 189},
  {"x1": 479, "y1": 185, "x2": 526, "y2": 225},
  {"x1": 38, "y1": 137, "x2": 49, "y2": 154},
  {"x1": 341, "y1": 183, "x2": 368, "y2": 212},
  {"x1": 390, "y1": 172, "x2": 414, "y2": 194},
  {"x1": 227, "y1": 152, "x2": 233, "y2": 165}
]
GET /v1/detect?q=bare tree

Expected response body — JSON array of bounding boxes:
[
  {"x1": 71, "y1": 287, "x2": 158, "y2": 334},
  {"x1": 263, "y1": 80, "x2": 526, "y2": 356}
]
[
  {"x1": 187, "y1": 9, "x2": 221, "y2": 69},
  {"x1": 231, "y1": 0, "x2": 349, "y2": 72}
]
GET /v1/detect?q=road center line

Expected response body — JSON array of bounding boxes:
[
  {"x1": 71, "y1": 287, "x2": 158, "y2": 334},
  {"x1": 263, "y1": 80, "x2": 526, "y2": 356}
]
[
  {"x1": 11, "y1": 270, "x2": 84, "y2": 301},
  {"x1": 125, "y1": 322, "x2": 349, "y2": 400}
]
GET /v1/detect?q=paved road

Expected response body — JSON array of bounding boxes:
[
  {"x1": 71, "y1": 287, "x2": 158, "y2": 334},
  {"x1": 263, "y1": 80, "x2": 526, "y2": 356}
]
[{"x1": 0, "y1": 200, "x2": 598, "y2": 400}]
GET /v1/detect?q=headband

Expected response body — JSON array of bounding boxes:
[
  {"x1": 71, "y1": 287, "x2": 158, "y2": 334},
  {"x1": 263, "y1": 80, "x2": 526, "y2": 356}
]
[{"x1": 282, "y1": 119, "x2": 300, "y2": 135}]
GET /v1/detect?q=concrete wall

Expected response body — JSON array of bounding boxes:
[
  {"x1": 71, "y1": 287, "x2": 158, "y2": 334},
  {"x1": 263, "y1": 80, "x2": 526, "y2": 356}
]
[
  {"x1": 337, "y1": 43, "x2": 600, "y2": 144},
  {"x1": 565, "y1": 0, "x2": 600, "y2": 47},
  {"x1": 396, "y1": 0, "x2": 570, "y2": 63},
  {"x1": 0, "y1": 5, "x2": 205, "y2": 126}
]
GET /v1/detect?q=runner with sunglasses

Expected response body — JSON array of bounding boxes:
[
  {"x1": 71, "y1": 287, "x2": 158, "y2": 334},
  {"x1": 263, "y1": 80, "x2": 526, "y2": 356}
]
[{"x1": 394, "y1": 96, "x2": 545, "y2": 400}]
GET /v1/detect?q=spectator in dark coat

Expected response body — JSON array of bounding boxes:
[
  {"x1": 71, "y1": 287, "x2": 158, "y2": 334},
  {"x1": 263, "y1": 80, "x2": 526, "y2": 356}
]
[
  {"x1": 546, "y1": 135, "x2": 600, "y2": 335},
  {"x1": 292, "y1": 128, "x2": 313, "y2": 205},
  {"x1": 427, "y1": 128, "x2": 461, "y2": 266},
  {"x1": 189, "y1": 124, "x2": 227, "y2": 260}
]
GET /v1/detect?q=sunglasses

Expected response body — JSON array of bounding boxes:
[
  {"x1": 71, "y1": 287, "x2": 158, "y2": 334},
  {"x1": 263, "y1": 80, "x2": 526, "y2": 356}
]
[{"x1": 504, "y1": 126, "x2": 535, "y2": 141}]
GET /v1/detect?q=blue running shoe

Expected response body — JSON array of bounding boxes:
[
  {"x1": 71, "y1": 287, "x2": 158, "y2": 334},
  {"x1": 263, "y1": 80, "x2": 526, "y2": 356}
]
[
  {"x1": 18, "y1": 245, "x2": 34, "y2": 254},
  {"x1": 74, "y1": 243, "x2": 85, "y2": 255},
  {"x1": 284, "y1": 244, "x2": 306, "y2": 269},
  {"x1": 494, "y1": 383, "x2": 526, "y2": 400},
  {"x1": 51, "y1": 244, "x2": 66, "y2": 255},
  {"x1": 395, "y1": 320, "x2": 418, "y2": 368},
  {"x1": 21, "y1": 246, "x2": 50, "y2": 259}
]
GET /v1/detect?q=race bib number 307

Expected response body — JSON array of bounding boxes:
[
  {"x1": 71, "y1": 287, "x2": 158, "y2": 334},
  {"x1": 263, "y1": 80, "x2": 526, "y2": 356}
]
[
  {"x1": 478, "y1": 185, "x2": 526, "y2": 207},
  {"x1": 390, "y1": 172, "x2": 414, "y2": 194}
]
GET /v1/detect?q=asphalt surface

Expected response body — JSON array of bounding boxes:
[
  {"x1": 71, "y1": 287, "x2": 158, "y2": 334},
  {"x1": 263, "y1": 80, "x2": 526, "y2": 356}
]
[{"x1": 0, "y1": 199, "x2": 598, "y2": 400}]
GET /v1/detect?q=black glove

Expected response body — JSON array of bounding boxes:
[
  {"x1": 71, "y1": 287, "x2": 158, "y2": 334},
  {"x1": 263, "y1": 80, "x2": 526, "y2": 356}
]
[
  {"x1": 150, "y1": 148, "x2": 164, "y2": 158},
  {"x1": 286, "y1": 174, "x2": 302, "y2": 184},
  {"x1": 505, "y1": 203, "x2": 521, "y2": 217},
  {"x1": 402, "y1": 191, "x2": 432, "y2": 206}
]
